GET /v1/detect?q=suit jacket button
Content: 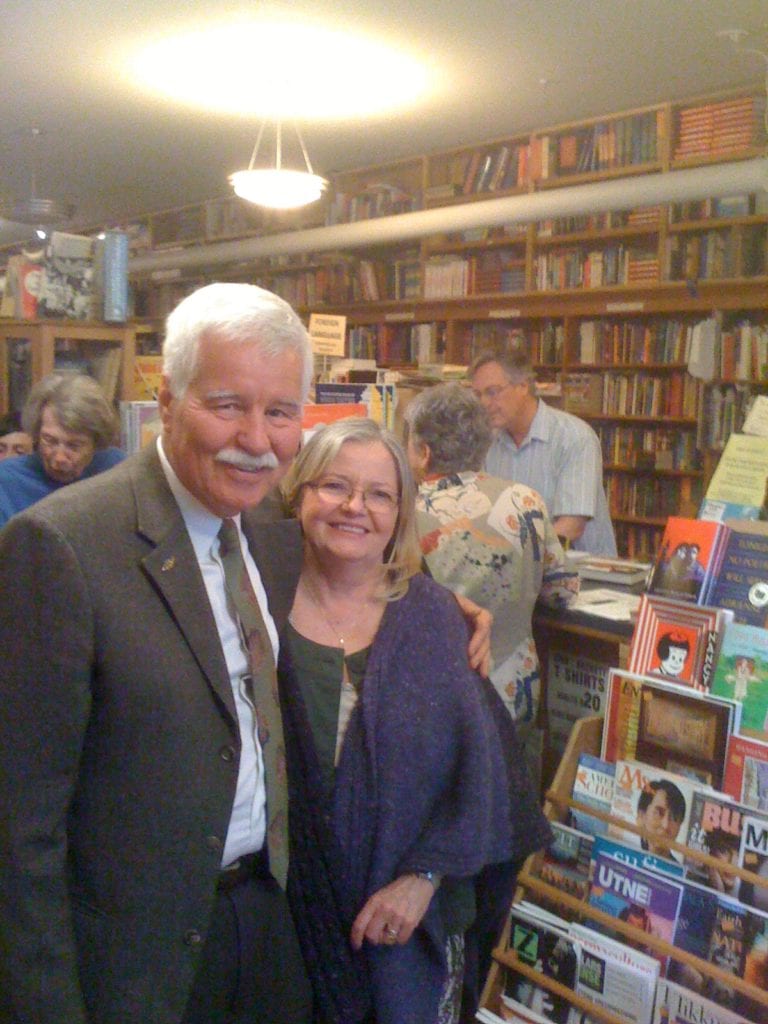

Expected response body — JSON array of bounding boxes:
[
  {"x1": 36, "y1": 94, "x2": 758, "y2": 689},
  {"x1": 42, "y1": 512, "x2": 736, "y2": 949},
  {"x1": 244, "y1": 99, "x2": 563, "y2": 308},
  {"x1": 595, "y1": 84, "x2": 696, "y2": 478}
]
[
  {"x1": 184, "y1": 929, "x2": 203, "y2": 947},
  {"x1": 219, "y1": 745, "x2": 236, "y2": 762},
  {"x1": 206, "y1": 835, "x2": 223, "y2": 853}
]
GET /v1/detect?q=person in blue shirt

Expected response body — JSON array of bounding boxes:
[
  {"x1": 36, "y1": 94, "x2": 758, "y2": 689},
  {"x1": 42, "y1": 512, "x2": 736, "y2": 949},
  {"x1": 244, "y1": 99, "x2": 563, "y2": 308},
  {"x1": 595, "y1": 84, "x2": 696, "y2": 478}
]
[{"x1": 0, "y1": 372, "x2": 125, "y2": 527}]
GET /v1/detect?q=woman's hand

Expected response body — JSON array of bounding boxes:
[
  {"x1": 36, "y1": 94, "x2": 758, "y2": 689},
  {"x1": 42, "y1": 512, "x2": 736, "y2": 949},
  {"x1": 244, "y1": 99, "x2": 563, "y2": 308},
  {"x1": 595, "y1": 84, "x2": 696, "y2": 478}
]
[
  {"x1": 350, "y1": 873, "x2": 436, "y2": 949},
  {"x1": 453, "y1": 593, "x2": 493, "y2": 676}
]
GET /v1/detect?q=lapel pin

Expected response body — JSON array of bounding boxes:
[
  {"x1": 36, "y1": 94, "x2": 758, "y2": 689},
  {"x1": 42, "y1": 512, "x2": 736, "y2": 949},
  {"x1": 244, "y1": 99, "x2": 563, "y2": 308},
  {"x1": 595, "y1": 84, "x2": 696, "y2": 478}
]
[{"x1": 161, "y1": 557, "x2": 176, "y2": 572}]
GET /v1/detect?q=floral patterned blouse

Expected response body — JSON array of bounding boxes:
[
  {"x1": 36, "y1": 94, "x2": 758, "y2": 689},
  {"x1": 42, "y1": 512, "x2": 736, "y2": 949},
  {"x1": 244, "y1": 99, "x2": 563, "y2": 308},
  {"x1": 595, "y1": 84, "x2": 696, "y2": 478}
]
[{"x1": 416, "y1": 471, "x2": 578, "y2": 738}]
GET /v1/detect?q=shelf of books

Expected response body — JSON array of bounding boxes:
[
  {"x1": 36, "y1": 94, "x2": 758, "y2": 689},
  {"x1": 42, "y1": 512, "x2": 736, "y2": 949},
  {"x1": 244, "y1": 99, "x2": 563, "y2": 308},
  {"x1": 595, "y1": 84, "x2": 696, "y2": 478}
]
[
  {"x1": 479, "y1": 515, "x2": 768, "y2": 1024},
  {"x1": 0, "y1": 319, "x2": 137, "y2": 417}
]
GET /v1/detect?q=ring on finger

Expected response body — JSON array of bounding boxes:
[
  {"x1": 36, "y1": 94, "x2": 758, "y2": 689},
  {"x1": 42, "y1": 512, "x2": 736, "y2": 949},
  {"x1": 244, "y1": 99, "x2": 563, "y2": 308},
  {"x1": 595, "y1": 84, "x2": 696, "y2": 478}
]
[{"x1": 385, "y1": 924, "x2": 399, "y2": 939}]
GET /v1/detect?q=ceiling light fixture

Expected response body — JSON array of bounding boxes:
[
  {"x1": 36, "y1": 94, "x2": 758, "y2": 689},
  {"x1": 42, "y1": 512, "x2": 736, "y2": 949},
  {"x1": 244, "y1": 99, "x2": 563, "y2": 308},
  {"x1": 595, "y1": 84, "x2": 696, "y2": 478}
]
[{"x1": 230, "y1": 120, "x2": 328, "y2": 210}]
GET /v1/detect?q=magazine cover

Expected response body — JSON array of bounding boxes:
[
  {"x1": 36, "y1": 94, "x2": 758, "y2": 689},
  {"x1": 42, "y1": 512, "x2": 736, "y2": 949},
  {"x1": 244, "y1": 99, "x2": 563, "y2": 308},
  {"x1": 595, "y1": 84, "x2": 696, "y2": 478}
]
[
  {"x1": 685, "y1": 790, "x2": 757, "y2": 896},
  {"x1": 627, "y1": 595, "x2": 731, "y2": 691},
  {"x1": 591, "y1": 834, "x2": 685, "y2": 881},
  {"x1": 667, "y1": 893, "x2": 753, "y2": 1013},
  {"x1": 602, "y1": 672, "x2": 735, "y2": 788},
  {"x1": 723, "y1": 734, "x2": 768, "y2": 812},
  {"x1": 609, "y1": 760, "x2": 703, "y2": 863},
  {"x1": 503, "y1": 906, "x2": 580, "y2": 1024},
  {"x1": 538, "y1": 822, "x2": 594, "y2": 908},
  {"x1": 588, "y1": 852, "x2": 684, "y2": 972},
  {"x1": 736, "y1": 813, "x2": 768, "y2": 913},
  {"x1": 647, "y1": 517, "x2": 729, "y2": 605},
  {"x1": 653, "y1": 977, "x2": 760, "y2": 1024},
  {"x1": 711, "y1": 621, "x2": 768, "y2": 741},
  {"x1": 574, "y1": 940, "x2": 655, "y2": 1024},
  {"x1": 570, "y1": 754, "x2": 616, "y2": 837}
]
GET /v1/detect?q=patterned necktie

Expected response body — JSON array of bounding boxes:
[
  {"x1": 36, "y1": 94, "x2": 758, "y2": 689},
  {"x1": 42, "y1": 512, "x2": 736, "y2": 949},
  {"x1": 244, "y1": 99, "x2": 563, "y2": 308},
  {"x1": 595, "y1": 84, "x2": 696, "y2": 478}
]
[{"x1": 218, "y1": 518, "x2": 288, "y2": 889}]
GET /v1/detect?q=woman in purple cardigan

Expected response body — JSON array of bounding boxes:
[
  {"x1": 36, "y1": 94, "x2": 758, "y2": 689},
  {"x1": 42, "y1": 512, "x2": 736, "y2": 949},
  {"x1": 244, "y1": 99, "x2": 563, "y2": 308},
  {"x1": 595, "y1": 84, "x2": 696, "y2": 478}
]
[{"x1": 278, "y1": 418, "x2": 550, "y2": 1024}]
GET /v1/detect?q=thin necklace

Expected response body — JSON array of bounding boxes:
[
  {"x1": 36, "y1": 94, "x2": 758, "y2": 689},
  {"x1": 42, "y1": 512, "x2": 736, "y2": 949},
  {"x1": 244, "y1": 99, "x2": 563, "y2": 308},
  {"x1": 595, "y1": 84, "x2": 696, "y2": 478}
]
[{"x1": 301, "y1": 576, "x2": 372, "y2": 650}]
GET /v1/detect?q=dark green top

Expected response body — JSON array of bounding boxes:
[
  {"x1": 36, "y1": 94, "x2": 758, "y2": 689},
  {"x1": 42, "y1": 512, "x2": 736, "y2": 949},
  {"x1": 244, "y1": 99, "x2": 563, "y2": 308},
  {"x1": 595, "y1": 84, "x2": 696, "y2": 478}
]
[
  {"x1": 283, "y1": 620, "x2": 475, "y2": 934},
  {"x1": 284, "y1": 621, "x2": 369, "y2": 793}
]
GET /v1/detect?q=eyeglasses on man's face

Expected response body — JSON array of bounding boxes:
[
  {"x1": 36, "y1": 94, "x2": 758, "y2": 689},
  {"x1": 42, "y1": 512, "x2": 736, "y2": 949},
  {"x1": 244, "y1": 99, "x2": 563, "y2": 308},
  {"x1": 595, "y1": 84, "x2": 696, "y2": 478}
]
[{"x1": 305, "y1": 477, "x2": 399, "y2": 514}]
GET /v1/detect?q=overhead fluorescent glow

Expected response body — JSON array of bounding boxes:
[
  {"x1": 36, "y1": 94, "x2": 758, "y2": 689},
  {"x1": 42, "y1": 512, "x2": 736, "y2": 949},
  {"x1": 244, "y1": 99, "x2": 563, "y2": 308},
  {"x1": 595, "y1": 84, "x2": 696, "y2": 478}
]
[{"x1": 124, "y1": 20, "x2": 431, "y2": 120}]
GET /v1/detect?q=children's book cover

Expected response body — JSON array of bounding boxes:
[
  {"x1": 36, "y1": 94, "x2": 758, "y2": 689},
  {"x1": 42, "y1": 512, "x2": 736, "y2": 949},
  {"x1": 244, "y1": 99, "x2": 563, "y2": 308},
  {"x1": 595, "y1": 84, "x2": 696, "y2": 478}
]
[
  {"x1": 711, "y1": 621, "x2": 768, "y2": 740},
  {"x1": 647, "y1": 517, "x2": 728, "y2": 605}
]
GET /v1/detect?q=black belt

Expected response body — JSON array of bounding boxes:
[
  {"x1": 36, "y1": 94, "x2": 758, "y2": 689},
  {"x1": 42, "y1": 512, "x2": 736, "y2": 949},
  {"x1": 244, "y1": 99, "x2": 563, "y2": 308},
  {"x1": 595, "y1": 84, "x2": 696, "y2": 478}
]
[{"x1": 217, "y1": 849, "x2": 271, "y2": 892}]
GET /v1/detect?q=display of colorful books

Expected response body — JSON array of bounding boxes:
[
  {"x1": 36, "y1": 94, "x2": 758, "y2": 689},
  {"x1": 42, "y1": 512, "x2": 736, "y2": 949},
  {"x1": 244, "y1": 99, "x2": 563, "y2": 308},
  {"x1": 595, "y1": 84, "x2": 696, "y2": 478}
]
[{"x1": 478, "y1": 512, "x2": 768, "y2": 1024}]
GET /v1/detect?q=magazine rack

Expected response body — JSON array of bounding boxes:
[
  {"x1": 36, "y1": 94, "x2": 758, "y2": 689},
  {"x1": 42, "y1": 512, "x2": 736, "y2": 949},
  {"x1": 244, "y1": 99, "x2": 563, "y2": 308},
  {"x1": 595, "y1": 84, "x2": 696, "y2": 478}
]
[{"x1": 478, "y1": 715, "x2": 768, "y2": 1021}]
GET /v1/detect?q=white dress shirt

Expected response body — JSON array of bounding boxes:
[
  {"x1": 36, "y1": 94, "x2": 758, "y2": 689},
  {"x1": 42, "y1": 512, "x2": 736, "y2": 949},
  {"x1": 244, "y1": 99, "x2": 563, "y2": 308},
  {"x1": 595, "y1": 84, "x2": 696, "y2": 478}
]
[{"x1": 157, "y1": 438, "x2": 278, "y2": 866}]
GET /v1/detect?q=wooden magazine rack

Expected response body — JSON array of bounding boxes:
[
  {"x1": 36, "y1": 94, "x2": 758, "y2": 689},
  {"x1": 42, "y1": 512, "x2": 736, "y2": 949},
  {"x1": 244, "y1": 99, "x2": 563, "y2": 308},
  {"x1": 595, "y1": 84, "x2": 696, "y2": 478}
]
[{"x1": 479, "y1": 715, "x2": 768, "y2": 1021}]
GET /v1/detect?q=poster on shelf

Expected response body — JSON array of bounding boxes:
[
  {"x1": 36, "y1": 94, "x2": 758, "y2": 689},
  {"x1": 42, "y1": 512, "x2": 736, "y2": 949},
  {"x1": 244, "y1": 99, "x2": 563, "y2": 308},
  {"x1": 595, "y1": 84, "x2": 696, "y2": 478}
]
[{"x1": 546, "y1": 648, "x2": 611, "y2": 757}]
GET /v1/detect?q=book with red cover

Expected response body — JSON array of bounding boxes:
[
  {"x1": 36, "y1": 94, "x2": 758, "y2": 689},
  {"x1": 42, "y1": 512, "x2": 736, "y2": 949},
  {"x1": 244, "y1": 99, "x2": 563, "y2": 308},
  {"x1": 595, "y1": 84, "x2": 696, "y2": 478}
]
[
  {"x1": 647, "y1": 517, "x2": 729, "y2": 605},
  {"x1": 723, "y1": 733, "x2": 768, "y2": 811}
]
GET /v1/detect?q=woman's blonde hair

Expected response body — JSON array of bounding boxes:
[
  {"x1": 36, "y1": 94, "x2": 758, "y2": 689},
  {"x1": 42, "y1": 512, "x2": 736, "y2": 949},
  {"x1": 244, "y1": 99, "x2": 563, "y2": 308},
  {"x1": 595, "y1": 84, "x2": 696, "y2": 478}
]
[{"x1": 281, "y1": 418, "x2": 422, "y2": 600}]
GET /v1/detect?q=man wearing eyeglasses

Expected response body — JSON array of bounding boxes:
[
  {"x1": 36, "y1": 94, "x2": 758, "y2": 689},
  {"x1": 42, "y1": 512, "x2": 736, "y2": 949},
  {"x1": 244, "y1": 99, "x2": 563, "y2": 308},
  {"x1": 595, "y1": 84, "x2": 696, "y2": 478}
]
[
  {"x1": 0, "y1": 372, "x2": 125, "y2": 527},
  {"x1": 470, "y1": 348, "x2": 617, "y2": 555}
]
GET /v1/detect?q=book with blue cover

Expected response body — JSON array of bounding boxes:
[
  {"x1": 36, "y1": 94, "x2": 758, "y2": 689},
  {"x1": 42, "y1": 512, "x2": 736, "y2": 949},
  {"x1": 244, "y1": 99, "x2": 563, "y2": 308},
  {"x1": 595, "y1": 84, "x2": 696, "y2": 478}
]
[{"x1": 705, "y1": 522, "x2": 768, "y2": 629}]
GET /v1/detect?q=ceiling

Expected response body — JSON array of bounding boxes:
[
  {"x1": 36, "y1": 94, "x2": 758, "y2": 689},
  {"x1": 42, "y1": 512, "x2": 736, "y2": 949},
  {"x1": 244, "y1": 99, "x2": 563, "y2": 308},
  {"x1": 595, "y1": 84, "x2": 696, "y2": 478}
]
[{"x1": 1, "y1": 0, "x2": 766, "y2": 247}]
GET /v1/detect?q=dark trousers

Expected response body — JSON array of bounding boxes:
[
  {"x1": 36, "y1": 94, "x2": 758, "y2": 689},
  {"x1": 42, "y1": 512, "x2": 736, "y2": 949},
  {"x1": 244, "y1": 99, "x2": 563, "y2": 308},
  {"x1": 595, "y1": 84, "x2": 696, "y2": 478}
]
[{"x1": 182, "y1": 873, "x2": 312, "y2": 1024}]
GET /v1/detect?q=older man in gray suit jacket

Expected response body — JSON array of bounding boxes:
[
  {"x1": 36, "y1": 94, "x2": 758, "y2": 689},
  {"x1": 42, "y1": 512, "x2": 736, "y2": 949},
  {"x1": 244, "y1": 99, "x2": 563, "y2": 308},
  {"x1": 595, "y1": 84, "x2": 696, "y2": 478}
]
[{"x1": 0, "y1": 284, "x2": 315, "y2": 1024}]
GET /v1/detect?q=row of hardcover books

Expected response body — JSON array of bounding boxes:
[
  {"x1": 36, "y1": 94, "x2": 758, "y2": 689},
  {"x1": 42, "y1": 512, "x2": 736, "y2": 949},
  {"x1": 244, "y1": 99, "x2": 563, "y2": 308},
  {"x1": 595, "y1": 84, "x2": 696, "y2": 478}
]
[
  {"x1": 596, "y1": 425, "x2": 699, "y2": 474},
  {"x1": 577, "y1": 317, "x2": 691, "y2": 367},
  {"x1": 674, "y1": 95, "x2": 766, "y2": 160},
  {"x1": 537, "y1": 206, "x2": 663, "y2": 238},
  {"x1": 599, "y1": 371, "x2": 699, "y2": 420},
  {"x1": 665, "y1": 225, "x2": 766, "y2": 282},
  {"x1": 533, "y1": 244, "x2": 660, "y2": 291}
]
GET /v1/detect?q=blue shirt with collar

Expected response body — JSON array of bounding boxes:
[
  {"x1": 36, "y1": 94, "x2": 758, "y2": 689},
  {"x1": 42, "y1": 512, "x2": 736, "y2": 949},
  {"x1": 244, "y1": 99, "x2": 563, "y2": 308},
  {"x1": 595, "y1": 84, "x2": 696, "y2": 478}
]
[{"x1": 484, "y1": 400, "x2": 617, "y2": 555}]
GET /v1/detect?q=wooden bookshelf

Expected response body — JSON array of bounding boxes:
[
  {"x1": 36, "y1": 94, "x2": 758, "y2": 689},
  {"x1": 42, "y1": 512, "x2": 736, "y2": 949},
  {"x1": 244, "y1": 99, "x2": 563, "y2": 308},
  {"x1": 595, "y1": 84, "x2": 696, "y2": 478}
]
[
  {"x1": 84, "y1": 84, "x2": 762, "y2": 555},
  {"x1": 0, "y1": 319, "x2": 137, "y2": 415}
]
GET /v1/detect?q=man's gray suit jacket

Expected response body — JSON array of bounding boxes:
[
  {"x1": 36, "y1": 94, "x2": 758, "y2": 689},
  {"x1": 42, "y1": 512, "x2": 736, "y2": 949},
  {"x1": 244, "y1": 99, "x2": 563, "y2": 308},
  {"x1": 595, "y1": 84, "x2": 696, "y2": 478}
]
[{"x1": 0, "y1": 443, "x2": 302, "y2": 1024}]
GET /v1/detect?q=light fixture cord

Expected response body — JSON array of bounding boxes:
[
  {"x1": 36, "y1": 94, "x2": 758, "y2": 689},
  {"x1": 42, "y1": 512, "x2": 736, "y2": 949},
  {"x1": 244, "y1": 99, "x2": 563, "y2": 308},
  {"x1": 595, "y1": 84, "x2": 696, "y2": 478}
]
[{"x1": 245, "y1": 120, "x2": 314, "y2": 173}]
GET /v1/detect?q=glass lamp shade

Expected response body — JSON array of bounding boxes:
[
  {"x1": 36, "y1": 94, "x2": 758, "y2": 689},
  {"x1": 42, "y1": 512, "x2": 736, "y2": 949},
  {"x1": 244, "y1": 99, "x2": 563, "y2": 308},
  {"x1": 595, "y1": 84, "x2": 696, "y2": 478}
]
[{"x1": 230, "y1": 168, "x2": 328, "y2": 209}]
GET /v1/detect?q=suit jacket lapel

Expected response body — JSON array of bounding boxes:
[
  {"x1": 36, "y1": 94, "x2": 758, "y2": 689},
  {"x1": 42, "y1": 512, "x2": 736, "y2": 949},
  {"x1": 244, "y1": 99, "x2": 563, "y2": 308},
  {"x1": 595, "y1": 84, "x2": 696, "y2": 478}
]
[{"x1": 131, "y1": 446, "x2": 237, "y2": 723}]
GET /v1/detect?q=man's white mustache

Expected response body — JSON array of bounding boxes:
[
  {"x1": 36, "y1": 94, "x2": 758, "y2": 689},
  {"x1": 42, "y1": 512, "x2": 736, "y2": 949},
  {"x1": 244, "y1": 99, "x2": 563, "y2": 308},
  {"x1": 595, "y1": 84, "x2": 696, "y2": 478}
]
[{"x1": 214, "y1": 449, "x2": 279, "y2": 471}]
